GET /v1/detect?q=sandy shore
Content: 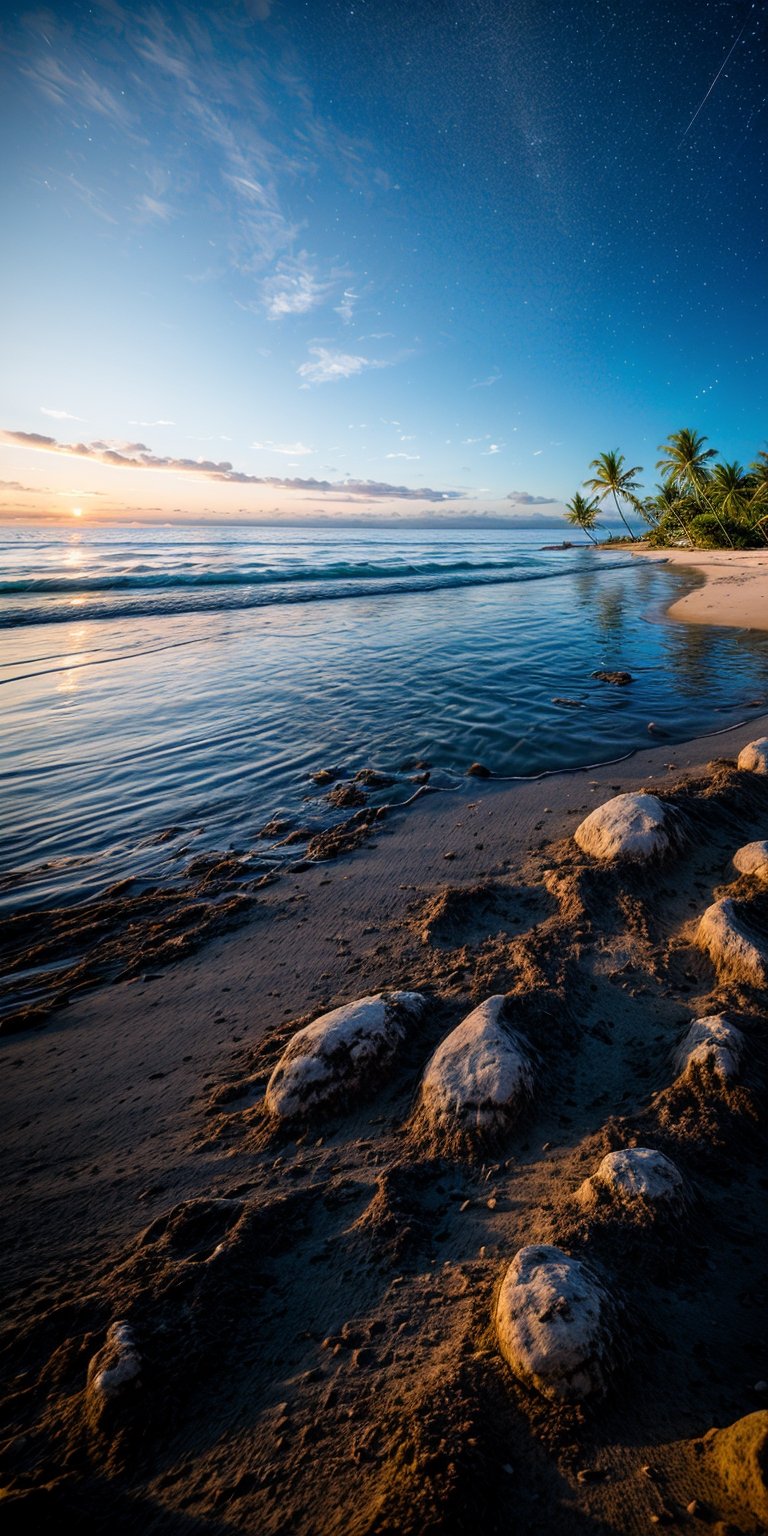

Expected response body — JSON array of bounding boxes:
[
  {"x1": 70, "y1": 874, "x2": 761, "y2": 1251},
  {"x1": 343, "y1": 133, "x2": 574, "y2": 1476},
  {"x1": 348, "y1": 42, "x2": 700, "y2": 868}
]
[
  {"x1": 3, "y1": 708, "x2": 768, "y2": 1534},
  {"x1": 637, "y1": 546, "x2": 768, "y2": 631}
]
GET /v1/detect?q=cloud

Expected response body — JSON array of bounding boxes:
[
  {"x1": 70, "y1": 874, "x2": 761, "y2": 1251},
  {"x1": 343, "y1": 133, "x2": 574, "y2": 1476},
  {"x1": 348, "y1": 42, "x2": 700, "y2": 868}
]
[
  {"x1": 20, "y1": 9, "x2": 385, "y2": 318},
  {"x1": 482, "y1": 443, "x2": 504, "y2": 455},
  {"x1": 470, "y1": 369, "x2": 501, "y2": 388},
  {"x1": 297, "y1": 347, "x2": 390, "y2": 386},
  {"x1": 462, "y1": 435, "x2": 491, "y2": 445},
  {"x1": 260, "y1": 256, "x2": 336, "y2": 318},
  {"x1": 41, "y1": 407, "x2": 83, "y2": 421},
  {"x1": 385, "y1": 452, "x2": 420, "y2": 460},
  {"x1": 0, "y1": 479, "x2": 34, "y2": 492},
  {"x1": 252, "y1": 440, "x2": 315, "y2": 455},
  {"x1": 130, "y1": 419, "x2": 176, "y2": 427},
  {"x1": 2, "y1": 429, "x2": 461, "y2": 501},
  {"x1": 335, "y1": 288, "x2": 358, "y2": 323},
  {"x1": 506, "y1": 489, "x2": 560, "y2": 505}
]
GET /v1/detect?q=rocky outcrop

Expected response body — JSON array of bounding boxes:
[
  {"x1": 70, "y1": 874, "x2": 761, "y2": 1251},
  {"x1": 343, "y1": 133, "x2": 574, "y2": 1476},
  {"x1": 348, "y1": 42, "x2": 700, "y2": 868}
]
[
  {"x1": 417, "y1": 996, "x2": 533, "y2": 1153},
  {"x1": 695, "y1": 898, "x2": 768, "y2": 988},
  {"x1": 737, "y1": 737, "x2": 768, "y2": 774},
  {"x1": 265, "y1": 992, "x2": 426, "y2": 1122},
  {"x1": 673, "y1": 1013, "x2": 744, "y2": 1082},
  {"x1": 574, "y1": 793, "x2": 672, "y2": 863},
  {"x1": 577, "y1": 1147, "x2": 685, "y2": 1218},
  {"x1": 732, "y1": 839, "x2": 768, "y2": 878},
  {"x1": 494, "y1": 1244, "x2": 619, "y2": 1402}
]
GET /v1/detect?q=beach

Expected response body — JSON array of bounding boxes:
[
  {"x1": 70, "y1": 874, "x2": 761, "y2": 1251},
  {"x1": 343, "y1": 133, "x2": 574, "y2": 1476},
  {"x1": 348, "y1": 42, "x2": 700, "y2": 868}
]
[
  {"x1": 638, "y1": 546, "x2": 768, "y2": 631},
  {"x1": 3, "y1": 659, "x2": 768, "y2": 1531}
]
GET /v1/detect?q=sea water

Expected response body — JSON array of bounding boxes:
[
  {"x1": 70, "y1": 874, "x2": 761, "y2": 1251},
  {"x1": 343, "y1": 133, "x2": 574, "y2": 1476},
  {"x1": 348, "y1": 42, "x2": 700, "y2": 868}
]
[{"x1": 2, "y1": 523, "x2": 767, "y2": 909}]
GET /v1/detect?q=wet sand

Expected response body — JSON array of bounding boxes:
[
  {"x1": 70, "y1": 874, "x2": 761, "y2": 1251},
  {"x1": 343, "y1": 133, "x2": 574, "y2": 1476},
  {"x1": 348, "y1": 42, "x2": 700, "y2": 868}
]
[
  {"x1": 3, "y1": 709, "x2": 768, "y2": 1534},
  {"x1": 638, "y1": 547, "x2": 768, "y2": 631}
]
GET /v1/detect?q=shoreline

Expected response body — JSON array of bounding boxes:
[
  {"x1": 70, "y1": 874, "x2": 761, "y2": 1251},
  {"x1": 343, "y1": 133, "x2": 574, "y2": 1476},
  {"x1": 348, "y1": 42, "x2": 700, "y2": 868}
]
[
  {"x1": 3, "y1": 707, "x2": 768, "y2": 1531},
  {"x1": 635, "y1": 545, "x2": 768, "y2": 631}
]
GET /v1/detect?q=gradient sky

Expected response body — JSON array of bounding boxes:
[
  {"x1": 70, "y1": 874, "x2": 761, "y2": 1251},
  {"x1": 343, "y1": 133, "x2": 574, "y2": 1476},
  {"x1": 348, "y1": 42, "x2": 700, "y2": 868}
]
[{"x1": 1, "y1": 0, "x2": 766, "y2": 523}]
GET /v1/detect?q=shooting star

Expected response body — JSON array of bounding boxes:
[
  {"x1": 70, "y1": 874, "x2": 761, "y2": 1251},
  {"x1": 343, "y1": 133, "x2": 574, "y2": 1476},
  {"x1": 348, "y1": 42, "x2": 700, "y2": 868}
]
[{"x1": 679, "y1": 15, "x2": 748, "y2": 144}]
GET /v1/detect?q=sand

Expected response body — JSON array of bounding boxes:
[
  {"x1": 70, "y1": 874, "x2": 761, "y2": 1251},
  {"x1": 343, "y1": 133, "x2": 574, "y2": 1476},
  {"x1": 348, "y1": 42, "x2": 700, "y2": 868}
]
[
  {"x1": 637, "y1": 546, "x2": 768, "y2": 631},
  {"x1": 3, "y1": 708, "x2": 768, "y2": 1532}
]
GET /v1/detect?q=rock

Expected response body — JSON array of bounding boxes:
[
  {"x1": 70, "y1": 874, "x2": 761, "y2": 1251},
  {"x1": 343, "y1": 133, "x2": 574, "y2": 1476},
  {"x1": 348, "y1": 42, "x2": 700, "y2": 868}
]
[
  {"x1": 707, "y1": 1411, "x2": 768, "y2": 1525},
  {"x1": 85, "y1": 1321, "x2": 141, "y2": 1434},
  {"x1": 467, "y1": 762, "x2": 492, "y2": 778},
  {"x1": 695, "y1": 898, "x2": 768, "y2": 988},
  {"x1": 732, "y1": 840, "x2": 768, "y2": 879},
  {"x1": 592, "y1": 670, "x2": 633, "y2": 685},
  {"x1": 737, "y1": 738, "x2": 768, "y2": 774},
  {"x1": 673, "y1": 1013, "x2": 744, "y2": 1082},
  {"x1": 354, "y1": 770, "x2": 395, "y2": 789},
  {"x1": 574, "y1": 793, "x2": 672, "y2": 863},
  {"x1": 418, "y1": 996, "x2": 533, "y2": 1152},
  {"x1": 265, "y1": 993, "x2": 426, "y2": 1121},
  {"x1": 577, "y1": 1147, "x2": 685, "y2": 1216},
  {"x1": 494, "y1": 1244, "x2": 619, "y2": 1402}
]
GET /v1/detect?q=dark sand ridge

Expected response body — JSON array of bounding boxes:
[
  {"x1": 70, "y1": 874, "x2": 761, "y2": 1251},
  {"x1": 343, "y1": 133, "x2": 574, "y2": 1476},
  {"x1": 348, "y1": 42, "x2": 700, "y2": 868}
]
[{"x1": 2, "y1": 708, "x2": 768, "y2": 1536}]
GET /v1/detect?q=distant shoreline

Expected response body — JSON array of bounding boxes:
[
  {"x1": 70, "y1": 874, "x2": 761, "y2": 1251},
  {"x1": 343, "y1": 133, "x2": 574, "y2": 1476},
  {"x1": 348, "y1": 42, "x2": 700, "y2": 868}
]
[{"x1": 634, "y1": 546, "x2": 768, "y2": 633}]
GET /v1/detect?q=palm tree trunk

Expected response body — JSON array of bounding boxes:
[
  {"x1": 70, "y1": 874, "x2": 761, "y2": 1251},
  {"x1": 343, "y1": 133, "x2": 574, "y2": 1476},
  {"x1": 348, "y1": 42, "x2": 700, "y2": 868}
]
[{"x1": 611, "y1": 490, "x2": 636, "y2": 540}]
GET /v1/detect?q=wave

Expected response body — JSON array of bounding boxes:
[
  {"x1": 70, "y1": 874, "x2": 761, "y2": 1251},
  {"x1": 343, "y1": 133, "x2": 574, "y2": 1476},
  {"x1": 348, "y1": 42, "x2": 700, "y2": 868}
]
[
  {"x1": 0, "y1": 555, "x2": 534, "y2": 595},
  {"x1": 0, "y1": 557, "x2": 638, "y2": 630}
]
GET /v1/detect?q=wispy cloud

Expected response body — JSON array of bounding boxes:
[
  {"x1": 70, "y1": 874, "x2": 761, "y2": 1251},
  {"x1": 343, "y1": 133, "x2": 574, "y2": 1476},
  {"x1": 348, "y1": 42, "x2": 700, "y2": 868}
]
[
  {"x1": 20, "y1": 9, "x2": 385, "y2": 320},
  {"x1": 2, "y1": 429, "x2": 461, "y2": 502},
  {"x1": 506, "y1": 489, "x2": 559, "y2": 505},
  {"x1": 130, "y1": 419, "x2": 175, "y2": 427},
  {"x1": 0, "y1": 479, "x2": 34, "y2": 492},
  {"x1": 41, "y1": 407, "x2": 83, "y2": 421},
  {"x1": 251, "y1": 440, "x2": 315, "y2": 456},
  {"x1": 297, "y1": 347, "x2": 391, "y2": 386},
  {"x1": 482, "y1": 442, "x2": 504, "y2": 455},
  {"x1": 335, "y1": 287, "x2": 358, "y2": 323},
  {"x1": 470, "y1": 369, "x2": 502, "y2": 388},
  {"x1": 386, "y1": 452, "x2": 420, "y2": 460},
  {"x1": 260, "y1": 256, "x2": 336, "y2": 318}
]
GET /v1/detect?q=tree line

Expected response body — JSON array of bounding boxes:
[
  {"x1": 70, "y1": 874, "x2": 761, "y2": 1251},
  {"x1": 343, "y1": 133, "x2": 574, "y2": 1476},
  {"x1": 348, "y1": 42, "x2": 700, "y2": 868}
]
[{"x1": 565, "y1": 430, "x2": 768, "y2": 548}]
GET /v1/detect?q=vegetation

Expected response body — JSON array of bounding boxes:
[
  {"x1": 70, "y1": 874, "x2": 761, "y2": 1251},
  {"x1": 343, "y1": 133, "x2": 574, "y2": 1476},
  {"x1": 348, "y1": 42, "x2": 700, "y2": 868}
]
[{"x1": 568, "y1": 429, "x2": 768, "y2": 549}]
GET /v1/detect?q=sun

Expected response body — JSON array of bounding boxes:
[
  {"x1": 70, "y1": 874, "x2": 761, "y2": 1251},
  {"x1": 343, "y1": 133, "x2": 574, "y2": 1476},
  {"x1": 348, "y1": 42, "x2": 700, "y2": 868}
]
[{"x1": 71, "y1": 507, "x2": 83, "y2": 518}]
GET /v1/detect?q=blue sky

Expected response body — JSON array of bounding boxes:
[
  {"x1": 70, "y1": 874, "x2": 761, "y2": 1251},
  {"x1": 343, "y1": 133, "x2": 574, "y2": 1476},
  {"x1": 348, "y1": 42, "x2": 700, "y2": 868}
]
[{"x1": 1, "y1": 0, "x2": 766, "y2": 523}]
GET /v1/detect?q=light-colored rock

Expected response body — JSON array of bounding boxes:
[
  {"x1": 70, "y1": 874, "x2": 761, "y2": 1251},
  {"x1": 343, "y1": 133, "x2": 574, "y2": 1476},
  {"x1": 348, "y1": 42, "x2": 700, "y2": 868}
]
[
  {"x1": 418, "y1": 996, "x2": 533, "y2": 1148},
  {"x1": 673, "y1": 1013, "x2": 744, "y2": 1082},
  {"x1": 495, "y1": 1244, "x2": 618, "y2": 1402},
  {"x1": 87, "y1": 1321, "x2": 141, "y2": 1405},
  {"x1": 577, "y1": 1147, "x2": 684, "y2": 1214},
  {"x1": 732, "y1": 839, "x2": 768, "y2": 878},
  {"x1": 573, "y1": 793, "x2": 671, "y2": 863},
  {"x1": 265, "y1": 992, "x2": 426, "y2": 1121},
  {"x1": 737, "y1": 737, "x2": 768, "y2": 774},
  {"x1": 695, "y1": 897, "x2": 768, "y2": 987}
]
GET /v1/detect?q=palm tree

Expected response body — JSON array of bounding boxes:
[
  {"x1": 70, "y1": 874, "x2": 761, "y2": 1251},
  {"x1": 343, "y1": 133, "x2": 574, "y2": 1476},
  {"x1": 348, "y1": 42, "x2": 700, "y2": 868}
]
[
  {"x1": 585, "y1": 451, "x2": 643, "y2": 541},
  {"x1": 564, "y1": 491, "x2": 601, "y2": 543},
  {"x1": 747, "y1": 450, "x2": 768, "y2": 544},
  {"x1": 711, "y1": 460, "x2": 751, "y2": 520},
  {"x1": 645, "y1": 479, "x2": 695, "y2": 546},
  {"x1": 656, "y1": 428, "x2": 733, "y2": 546}
]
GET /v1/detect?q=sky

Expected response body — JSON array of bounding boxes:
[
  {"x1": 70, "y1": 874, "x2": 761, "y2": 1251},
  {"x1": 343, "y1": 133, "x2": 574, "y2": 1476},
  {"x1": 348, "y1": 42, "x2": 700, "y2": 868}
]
[{"x1": 0, "y1": 0, "x2": 766, "y2": 525}]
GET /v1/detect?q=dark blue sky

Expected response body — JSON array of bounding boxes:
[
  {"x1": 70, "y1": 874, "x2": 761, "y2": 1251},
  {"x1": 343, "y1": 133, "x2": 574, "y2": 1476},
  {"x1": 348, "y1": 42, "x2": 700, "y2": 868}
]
[{"x1": 1, "y1": 0, "x2": 766, "y2": 521}]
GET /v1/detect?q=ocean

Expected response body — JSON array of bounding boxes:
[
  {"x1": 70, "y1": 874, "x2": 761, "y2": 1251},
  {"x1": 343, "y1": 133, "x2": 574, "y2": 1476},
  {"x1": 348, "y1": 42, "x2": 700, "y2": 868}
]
[{"x1": 3, "y1": 522, "x2": 768, "y2": 912}]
